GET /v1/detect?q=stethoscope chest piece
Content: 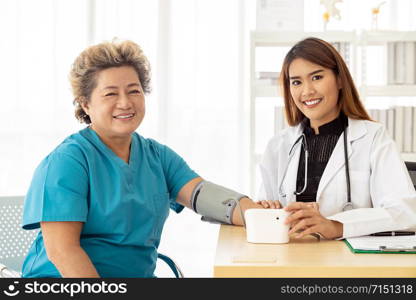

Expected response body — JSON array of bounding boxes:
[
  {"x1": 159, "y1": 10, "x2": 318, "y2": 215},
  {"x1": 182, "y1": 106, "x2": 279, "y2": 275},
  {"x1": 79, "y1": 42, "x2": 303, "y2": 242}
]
[{"x1": 343, "y1": 202, "x2": 354, "y2": 211}]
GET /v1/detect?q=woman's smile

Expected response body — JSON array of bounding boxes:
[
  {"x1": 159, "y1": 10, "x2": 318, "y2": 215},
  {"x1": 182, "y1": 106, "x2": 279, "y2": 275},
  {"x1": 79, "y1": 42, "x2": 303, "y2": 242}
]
[
  {"x1": 302, "y1": 97, "x2": 323, "y2": 108},
  {"x1": 113, "y1": 112, "x2": 136, "y2": 120}
]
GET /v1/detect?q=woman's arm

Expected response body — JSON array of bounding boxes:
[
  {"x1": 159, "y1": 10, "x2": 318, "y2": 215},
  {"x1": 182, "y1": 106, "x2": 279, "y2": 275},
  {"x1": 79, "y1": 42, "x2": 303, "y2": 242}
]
[
  {"x1": 41, "y1": 221, "x2": 100, "y2": 278},
  {"x1": 175, "y1": 177, "x2": 265, "y2": 226}
]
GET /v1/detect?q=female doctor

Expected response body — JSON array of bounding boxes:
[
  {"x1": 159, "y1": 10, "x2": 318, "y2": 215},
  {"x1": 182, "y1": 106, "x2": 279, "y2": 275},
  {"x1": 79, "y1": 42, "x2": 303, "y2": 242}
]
[
  {"x1": 21, "y1": 39, "x2": 262, "y2": 278},
  {"x1": 258, "y1": 37, "x2": 416, "y2": 240}
]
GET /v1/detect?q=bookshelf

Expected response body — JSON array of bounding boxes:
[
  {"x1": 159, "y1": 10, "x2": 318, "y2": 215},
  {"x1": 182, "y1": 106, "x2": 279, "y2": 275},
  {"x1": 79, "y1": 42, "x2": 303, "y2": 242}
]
[
  {"x1": 359, "y1": 30, "x2": 416, "y2": 99},
  {"x1": 249, "y1": 30, "x2": 416, "y2": 195}
]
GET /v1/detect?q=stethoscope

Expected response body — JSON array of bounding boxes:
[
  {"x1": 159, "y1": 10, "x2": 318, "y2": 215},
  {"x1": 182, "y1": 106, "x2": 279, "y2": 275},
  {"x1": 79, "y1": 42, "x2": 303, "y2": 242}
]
[{"x1": 278, "y1": 126, "x2": 353, "y2": 211}]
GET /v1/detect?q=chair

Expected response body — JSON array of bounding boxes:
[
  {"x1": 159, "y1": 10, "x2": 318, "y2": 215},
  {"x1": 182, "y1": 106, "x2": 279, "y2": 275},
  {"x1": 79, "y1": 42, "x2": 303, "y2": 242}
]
[
  {"x1": 0, "y1": 196, "x2": 183, "y2": 278},
  {"x1": 405, "y1": 161, "x2": 416, "y2": 190}
]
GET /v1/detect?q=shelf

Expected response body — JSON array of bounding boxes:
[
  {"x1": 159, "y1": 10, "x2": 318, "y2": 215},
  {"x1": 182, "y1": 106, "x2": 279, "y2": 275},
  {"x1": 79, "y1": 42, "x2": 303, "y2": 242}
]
[
  {"x1": 252, "y1": 30, "x2": 416, "y2": 47},
  {"x1": 402, "y1": 153, "x2": 416, "y2": 162},
  {"x1": 360, "y1": 31, "x2": 416, "y2": 43},
  {"x1": 360, "y1": 85, "x2": 416, "y2": 97},
  {"x1": 251, "y1": 31, "x2": 356, "y2": 46}
]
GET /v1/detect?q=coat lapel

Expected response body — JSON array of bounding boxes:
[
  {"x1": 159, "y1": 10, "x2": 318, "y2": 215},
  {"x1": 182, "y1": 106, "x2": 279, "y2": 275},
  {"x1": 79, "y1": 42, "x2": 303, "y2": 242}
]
[{"x1": 316, "y1": 118, "x2": 367, "y2": 201}]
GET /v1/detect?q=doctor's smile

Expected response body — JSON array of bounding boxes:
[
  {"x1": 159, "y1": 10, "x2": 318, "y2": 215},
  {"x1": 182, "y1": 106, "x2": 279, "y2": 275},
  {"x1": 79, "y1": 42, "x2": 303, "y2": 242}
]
[{"x1": 302, "y1": 97, "x2": 322, "y2": 108}]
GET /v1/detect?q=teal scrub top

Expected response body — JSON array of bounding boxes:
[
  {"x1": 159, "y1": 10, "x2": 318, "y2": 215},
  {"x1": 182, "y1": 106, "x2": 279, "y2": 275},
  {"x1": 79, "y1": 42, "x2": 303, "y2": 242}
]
[{"x1": 21, "y1": 127, "x2": 199, "y2": 278}]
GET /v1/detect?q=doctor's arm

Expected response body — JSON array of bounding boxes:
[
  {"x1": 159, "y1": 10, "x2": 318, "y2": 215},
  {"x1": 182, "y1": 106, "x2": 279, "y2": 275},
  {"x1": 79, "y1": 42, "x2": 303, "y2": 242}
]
[
  {"x1": 175, "y1": 177, "x2": 265, "y2": 226},
  {"x1": 41, "y1": 221, "x2": 100, "y2": 278},
  {"x1": 284, "y1": 202, "x2": 344, "y2": 239},
  {"x1": 327, "y1": 127, "x2": 416, "y2": 238}
]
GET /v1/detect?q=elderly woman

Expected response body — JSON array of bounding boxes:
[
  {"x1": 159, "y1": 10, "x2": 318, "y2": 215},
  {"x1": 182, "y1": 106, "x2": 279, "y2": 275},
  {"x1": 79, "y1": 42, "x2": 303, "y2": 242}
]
[{"x1": 21, "y1": 40, "x2": 262, "y2": 278}]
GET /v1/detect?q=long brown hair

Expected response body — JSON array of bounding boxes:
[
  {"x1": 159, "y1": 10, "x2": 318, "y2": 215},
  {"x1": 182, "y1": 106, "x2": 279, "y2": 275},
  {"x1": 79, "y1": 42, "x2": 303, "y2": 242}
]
[{"x1": 280, "y1": 37, "x2": 371, "y2": 126}]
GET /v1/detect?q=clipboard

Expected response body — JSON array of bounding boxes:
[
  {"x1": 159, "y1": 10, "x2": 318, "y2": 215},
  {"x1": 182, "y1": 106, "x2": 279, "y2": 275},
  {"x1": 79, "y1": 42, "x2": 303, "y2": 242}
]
[{"x1": 344, "y1": 235, "x2": 416, "y2": 254}]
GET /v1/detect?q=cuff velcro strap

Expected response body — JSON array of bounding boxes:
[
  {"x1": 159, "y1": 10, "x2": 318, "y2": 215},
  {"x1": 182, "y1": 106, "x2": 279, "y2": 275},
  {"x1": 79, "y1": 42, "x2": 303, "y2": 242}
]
[{"x1": 191, "y1": 181, "x2": 246, "y2": 224}]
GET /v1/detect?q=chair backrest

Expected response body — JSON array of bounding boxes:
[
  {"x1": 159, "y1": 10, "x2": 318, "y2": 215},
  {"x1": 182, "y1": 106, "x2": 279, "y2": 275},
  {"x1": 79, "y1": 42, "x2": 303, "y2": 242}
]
[
  {"x1": 405, "y1": 161, "x2": 416, "y2": 190},
  {"x1": 0, "y1": 196, "x2": 39, "y2": 272}
]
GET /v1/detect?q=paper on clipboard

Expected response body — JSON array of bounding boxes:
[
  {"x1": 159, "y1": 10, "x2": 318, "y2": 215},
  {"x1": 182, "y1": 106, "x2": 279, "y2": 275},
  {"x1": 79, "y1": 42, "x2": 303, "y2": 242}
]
[{"x1": 346, "y1": 235, "x2": 416, "y2": 252}]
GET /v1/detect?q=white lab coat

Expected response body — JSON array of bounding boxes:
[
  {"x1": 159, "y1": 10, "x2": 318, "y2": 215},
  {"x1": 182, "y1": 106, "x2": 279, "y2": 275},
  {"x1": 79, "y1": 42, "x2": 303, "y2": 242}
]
[{"x1": 257, "y1": 118, "x2": 416, "y2": 238}]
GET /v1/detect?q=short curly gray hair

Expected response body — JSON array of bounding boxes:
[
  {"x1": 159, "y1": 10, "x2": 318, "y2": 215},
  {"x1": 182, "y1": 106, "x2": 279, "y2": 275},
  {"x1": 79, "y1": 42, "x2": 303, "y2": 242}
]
[{"x1": 69, "y1": 39, "x2": 151, "y2": 124}]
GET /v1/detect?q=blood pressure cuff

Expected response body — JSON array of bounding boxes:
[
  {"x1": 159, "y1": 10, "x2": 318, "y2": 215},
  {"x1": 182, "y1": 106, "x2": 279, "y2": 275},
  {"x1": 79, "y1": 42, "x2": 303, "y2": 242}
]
[{"x1": 190, "y1": 180, "x2": 247, "y2": 224}]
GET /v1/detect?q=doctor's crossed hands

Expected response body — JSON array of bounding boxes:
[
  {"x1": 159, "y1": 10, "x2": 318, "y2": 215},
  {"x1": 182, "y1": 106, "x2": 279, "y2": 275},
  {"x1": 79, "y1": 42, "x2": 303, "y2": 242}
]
[{"x1": 284, "y1": 202, "x2": 343, "y2": 240}]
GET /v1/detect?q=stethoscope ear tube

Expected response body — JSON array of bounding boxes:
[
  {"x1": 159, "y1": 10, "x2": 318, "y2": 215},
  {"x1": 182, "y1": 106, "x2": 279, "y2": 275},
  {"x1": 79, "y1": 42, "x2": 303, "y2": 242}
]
[
  {"x1": 343, "y1": 127, "x2": 352, "y2": 207},
  {"x1": 289, "y1": 134, "x2": 305, "y2": 156},
  {"x1": 279, "y1": 134, "x2": 304, "y2": 200},
  {"x1": 295, "y1": 135, "x2": 308, "y2": 195}
]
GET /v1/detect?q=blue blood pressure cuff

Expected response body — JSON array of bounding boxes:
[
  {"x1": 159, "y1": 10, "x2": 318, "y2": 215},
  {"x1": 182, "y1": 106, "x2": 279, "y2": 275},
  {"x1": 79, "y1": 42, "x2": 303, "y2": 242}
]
[{"x1": 190, "y1": 181, "x2": 247, "y2": 224}]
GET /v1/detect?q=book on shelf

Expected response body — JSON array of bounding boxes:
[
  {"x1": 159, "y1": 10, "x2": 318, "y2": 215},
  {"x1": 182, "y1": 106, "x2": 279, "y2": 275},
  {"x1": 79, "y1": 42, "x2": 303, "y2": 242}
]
[
  {"x1": 255, "y1": 71, "x2": 280, "y2": 85},
  {"x1": 394, "y1": 106, "x2": 405, "y2": 153},
  {"x1": 405, "y1": 42, "x2": 416, "y2": 85},
  {"x1": 413, "y1": 107, "x2": 416, "y2": 153},
  {"x1": 378, "y1": 108, "x2": 388, "y2": 130},
  {"x1": 332, "y1": 42, "x2": 340, "y2": 55},
  {"x1": 368, "y1": 108, "x2": 380, "y2": 122},
  {"x1": 256, "y1": 71, "x2": 280, "y2": 80},
  {"x1": 332, "y1": 42, "x2": 350, "y2": 67},
  {"x1": 386, "y1": 108, "x2": 395, "y2": 140},
  {"x1": 387, "y1": 42, "x2": 395, "y2": 85},
  {"x1": 341, "y1": 42, "x2": 350, "y2": 67},
  {"x1": 395, "y1": 42, "x2": 406, "y2": 85},
  {"x1": 370, "y1": 106, "x2": 415, "y2": 153},
  {"x1": 414, "y1": 41, "x2": 416, "y2": 84},
  {"x1": 403, "y1": 106, "x2": 414, "y2": 153},
  {"x1": 387, "y1": 41, "x2": 416, "y2": 85}
]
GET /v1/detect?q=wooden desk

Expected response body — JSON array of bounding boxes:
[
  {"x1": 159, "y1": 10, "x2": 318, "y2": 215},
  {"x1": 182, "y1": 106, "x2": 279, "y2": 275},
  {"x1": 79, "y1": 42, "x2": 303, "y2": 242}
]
[{"x1": 213, "y1": 225, "x2": 416, "y2": 277}]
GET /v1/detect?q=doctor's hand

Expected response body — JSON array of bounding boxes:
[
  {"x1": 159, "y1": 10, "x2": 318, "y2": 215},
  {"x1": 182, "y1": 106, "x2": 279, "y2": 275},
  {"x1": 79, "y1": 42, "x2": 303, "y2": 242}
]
[
  {"x1": 258, "y1": 200, "x2": 282, "y2": 209},
  {"x1": 284, "y1": 202, "x2": 343, "y2": 240}
]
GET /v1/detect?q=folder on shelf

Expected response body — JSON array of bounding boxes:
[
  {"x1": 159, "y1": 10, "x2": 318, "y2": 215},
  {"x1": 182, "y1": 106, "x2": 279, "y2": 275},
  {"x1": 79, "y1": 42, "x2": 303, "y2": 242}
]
[{"x1": 344, "y1": 235, "x2": 416, "y2": 254}]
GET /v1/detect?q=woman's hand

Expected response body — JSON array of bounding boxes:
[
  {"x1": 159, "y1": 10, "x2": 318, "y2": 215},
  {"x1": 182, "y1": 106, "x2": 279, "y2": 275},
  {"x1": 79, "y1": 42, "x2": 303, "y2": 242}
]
[
  {"x1": 232, "y1": 197, "x2": 266, "y2": 226},
  {"x1": 284, "y1": 202, "x2": 343, "y2": 240},
  {"x1": 258, "y1": 200, "x2": 282, "y2": 209}
]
